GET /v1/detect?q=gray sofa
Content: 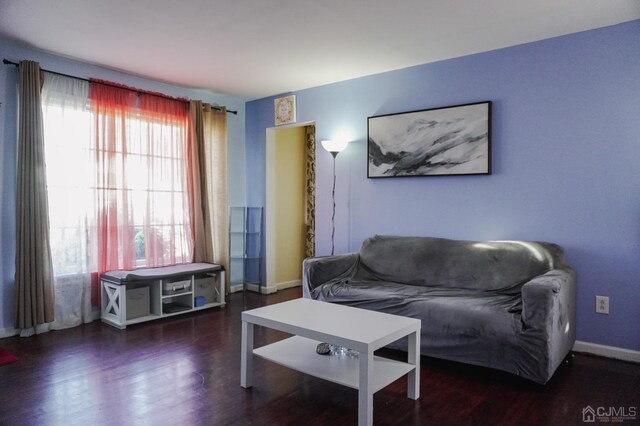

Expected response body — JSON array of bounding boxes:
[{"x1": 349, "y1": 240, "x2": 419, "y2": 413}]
[{"x1": 302, "y1": 235, "x2": 576, "y2": 384}]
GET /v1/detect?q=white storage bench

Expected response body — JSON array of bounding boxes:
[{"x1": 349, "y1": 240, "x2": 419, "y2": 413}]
[{"x1": 101, "y1": 263, "x2": 225, "y2": 329}]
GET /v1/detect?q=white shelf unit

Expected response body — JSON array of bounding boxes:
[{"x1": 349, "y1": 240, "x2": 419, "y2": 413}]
[
  {"x1": 229, "y1": 206, "x2": 262, "y2": 289},
  {"x1": 101, "y1": 264, "x2": 225, "y2": 329},
  {"x1": 253, "y1": 336, "x2": 414, "y2": 392}
]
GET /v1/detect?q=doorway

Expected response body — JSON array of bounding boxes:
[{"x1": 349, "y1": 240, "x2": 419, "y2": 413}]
[{"x1": 265, "y1": 123, "x2": 316, "y2": 293}]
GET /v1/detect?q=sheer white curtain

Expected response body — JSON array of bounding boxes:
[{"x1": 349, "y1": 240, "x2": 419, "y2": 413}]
[{"x1": 41, "y1": 73, "x2": 95, "y2": 329}]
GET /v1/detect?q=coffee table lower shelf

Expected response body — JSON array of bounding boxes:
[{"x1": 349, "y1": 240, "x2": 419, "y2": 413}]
[{"x1": 253, "y1": 335, "x2": 414, "y2": 393}]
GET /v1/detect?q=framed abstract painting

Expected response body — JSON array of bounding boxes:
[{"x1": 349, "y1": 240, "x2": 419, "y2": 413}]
[{"x1": 367, "y1": 101, "x2": 491, "y2": 178}]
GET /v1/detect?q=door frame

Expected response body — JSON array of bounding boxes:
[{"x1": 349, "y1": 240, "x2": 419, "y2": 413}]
[{"x1": 265, "y1": 121, "x2": 315, "y2": 293}]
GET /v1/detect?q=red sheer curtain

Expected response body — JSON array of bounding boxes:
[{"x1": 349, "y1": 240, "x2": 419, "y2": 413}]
[
  {"x1": 90, "y1": 82, "x2": 193, "y2": 274},
  {"x1": 138, "y1": 94, "x2": 193, "y2": 266}
]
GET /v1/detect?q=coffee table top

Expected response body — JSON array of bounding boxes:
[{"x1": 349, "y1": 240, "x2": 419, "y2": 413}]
[{"x1": 242, "y1": 298, "x2": 420, "y2": 353}]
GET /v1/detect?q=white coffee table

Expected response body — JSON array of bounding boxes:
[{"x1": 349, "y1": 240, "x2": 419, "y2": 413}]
[{"x1": 240, "y1": 298, "x2": 421, "y2": 426}]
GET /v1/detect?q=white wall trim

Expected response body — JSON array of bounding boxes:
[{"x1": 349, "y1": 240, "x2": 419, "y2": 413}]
[
  {"x1": 0, "y1": 308, "x2": 101, "y2": 339},
  {"x1": 265, "y1": 128, "x2": 277, "y2": 289},
  {"x1": 278, "y1": 279, "x2": 302, "y2": 290},
  {"x1": 229, "y1": 283, "x2": 271, "y2": 294},
  {"x1": 573, "y1": 340, "x2": 640, "y2": 363},
  {"x1": 233, "y1": 280, "x2": 302, "y2": 295},
  {"x1": 255, "y1": 280, "x2": 302, "y2": 294},
  {"x1": 265, "y1": 122, "x2": 315, "y2": 290},
  {"x1": 270, "y1": 120, "x2": 315, "y2": 130},
  {"x1": 229, "y1": 283, "x2": 244, "y2": 293},
  {"x1": 0, "y1": 327, "x2": 17, "y2": 339},
  {"x1": 247, "y1": 282, "x2": 275, "y2": 294}
]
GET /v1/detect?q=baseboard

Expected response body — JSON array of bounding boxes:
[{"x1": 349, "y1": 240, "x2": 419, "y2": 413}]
[
  {"x1": 229, "y1": 284, "x2": 244, "y2": 293},
  {"x1": 0, "y1": 308, "x2": 101, "y2": 339},
  {"x1": 230, "y1": 281, "x2": 302, "y2": 295},
  {"x1": 257, "y1": 283, "x2": 277, "y2": 294},
  {"x1": 229, "y1": 283, "x2": 268, "y2": 294},
  {"x1": 275, "y1": 280, "x2": 301, "y2": 291},
  {"x1": 262, "y1": 279, "x2": 301, "y2": 294},
  {"x1": 0, "y1": 327, "x2": 17, "y2": 339},
  {"x1": 573, "y1": 340, "x2": 640, "y2": 363}
]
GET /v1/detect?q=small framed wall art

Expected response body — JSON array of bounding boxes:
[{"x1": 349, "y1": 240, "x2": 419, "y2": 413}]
[
  {"x1": 274, "y1": 95, "x2": 296, "y2": 126},
  {"x1": 367, "y1": 101, "x2": 491, "y2": 178}
]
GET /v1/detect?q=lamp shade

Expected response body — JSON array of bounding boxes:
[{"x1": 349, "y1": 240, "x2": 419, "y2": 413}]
[{"x1": 321, "y1": 139, "x2": 348, "y2": 153}]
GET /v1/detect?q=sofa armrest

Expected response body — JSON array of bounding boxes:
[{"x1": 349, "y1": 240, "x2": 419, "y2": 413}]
[
  {"x1": 521, "y1": 267, "x2": 577, "y2": 383},
  {"x1": 302, "y1": 253, "x2": 360, "y2": 299},
  {"x1": 521, "y1": 268, "x2": 576, "y2": 332}
]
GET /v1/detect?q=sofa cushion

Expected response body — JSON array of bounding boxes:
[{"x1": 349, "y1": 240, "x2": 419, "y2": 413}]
[
  {"x1": 312, "y1": 279, "x2": 523, "y2": 370},
  {"x1": 312, "y1": 279, "x2": 522, "y2": 312},
  {"x1": 357, "y1": 235, "x2": 559, "y2": 291}
]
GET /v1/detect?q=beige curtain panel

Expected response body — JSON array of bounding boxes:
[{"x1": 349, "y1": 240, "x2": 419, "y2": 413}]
[
  {"x1": 203, "y1": 105, "x2": 229, "y2": 292},
  {"x1": 188, "y1": 100, "x2": 211, "y2": 263},
  {"x1": 14, "y1": 60, "x2": 56, "y2": 334},
  {"x1": 188, "y1": 101, "x2": 229, "y2": 292}
]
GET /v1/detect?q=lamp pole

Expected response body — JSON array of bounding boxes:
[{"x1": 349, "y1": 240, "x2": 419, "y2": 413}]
[
  {"x1": 330, "y1": 151, "x2": 337, "y2": 256},
  {"x1": 321, "y1": 139, "x2": 348, "y2": 257}
]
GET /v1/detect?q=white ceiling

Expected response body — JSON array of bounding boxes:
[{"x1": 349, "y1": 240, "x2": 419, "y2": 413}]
[{"x1": 0, "y1": 0, "x2": 638, "y2": 100}]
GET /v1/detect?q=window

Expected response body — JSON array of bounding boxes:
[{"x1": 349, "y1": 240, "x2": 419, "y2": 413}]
[{"x1": 42, "y1": 76, "x2": 193, "y2": 278}]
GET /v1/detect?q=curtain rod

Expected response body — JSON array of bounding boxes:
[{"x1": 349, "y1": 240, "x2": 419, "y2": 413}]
[{"x1": 3, "y1": 58, "x2": 238, "y2": 115}]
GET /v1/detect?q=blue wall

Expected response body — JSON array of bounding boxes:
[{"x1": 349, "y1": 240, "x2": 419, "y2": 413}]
[
  {"x1": 0, "y1": 41, "x2": 246, "y2": 335},
  {"x1": 246, "y1": 20, "x2": 640, "y2": 351}
]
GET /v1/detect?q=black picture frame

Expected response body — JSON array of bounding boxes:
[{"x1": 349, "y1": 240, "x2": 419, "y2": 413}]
[{"x1": 367, "y1": 101, "x2": 492, "y2": 178}]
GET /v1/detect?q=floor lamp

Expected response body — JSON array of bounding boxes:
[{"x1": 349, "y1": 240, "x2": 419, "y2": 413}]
[{"x1": 321, "y1": 139, "x2": 348, "y2": 255}]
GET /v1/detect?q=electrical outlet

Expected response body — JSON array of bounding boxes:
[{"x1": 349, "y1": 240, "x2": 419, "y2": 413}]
[{"x1": 595, "y1": 295, "x2": 609, "y2": 314}]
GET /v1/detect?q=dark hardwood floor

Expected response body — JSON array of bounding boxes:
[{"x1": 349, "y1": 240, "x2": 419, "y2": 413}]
[{"x1": 0, "y1": 287, "x2": 638, "y2": 426}]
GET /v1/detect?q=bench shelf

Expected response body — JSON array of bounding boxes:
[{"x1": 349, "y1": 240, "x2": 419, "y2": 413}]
[{"x1": 100, "y1": 263, "x2": 225, "y2": 329}]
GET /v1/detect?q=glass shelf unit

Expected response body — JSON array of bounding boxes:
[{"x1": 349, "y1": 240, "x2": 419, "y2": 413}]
[{"x1": 229, "y1": 206, "x2": 262, "y2": 290}]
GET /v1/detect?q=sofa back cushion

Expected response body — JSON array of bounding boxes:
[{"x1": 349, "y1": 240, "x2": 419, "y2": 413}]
[{"x1": 357, "y1": 235, "x2": 562, "y2": 291}]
